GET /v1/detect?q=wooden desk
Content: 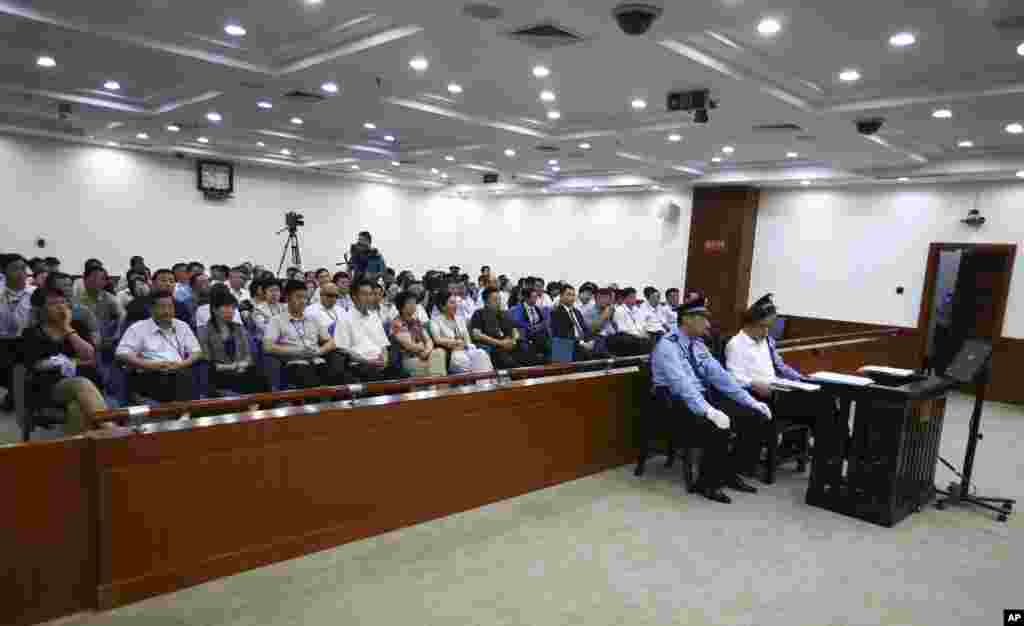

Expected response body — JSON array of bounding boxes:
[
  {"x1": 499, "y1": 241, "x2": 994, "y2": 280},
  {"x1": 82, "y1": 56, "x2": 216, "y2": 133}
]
[{"x1": 90, "y1": 367, "x2": 645, "y2": 609}]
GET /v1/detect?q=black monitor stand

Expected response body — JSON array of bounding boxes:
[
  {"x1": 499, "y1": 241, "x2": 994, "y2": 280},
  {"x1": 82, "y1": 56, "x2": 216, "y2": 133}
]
[{"x1": 935, "y1": 340, "x2": 1015, "y2": 522}]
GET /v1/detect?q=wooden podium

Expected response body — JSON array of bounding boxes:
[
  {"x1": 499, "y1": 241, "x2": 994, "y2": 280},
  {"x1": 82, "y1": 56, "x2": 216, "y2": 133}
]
[{"x1": 806, "y1": 376, "x2": 957, "y2": 527}]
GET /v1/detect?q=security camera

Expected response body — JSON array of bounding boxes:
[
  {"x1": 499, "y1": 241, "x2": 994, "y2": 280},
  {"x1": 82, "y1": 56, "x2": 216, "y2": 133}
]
[
  {"x1": 961, "y1": 209, "x2": 986, "y2": 227},
  {"x1": 855, "y1": 117, "x2": 885, "y2": 135},
  {"x1": 612, "y1": 3, "x2": 663, "y2": 35}
]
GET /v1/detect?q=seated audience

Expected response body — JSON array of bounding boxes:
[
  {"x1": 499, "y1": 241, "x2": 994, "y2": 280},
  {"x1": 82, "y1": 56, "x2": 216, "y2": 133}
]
[
  {"x1": 70, "y1": 258, "x2": 102, "y2": 299},
  {"x1": 333, "y1": 271, "x2": 354, "y2": 313},
  {"x1": 117, "y1": 271, "x2": 148, "y2": 311},
  {"x1": 335, "y1": 279, "x2": 396, "y2": 381},
  {"x1": 550, "y1": 284, "x2": 606, "y2": 361},
  {"x1": 379, "y1": 284, "x2": 399, "y2": 325},
  {"x1": 195, "y1": 284, "x2": 242, "y2": 327},
  {"x1": 172, "y1": 262, "x2": 192, "y2": 304},
  {"x1": 610, "y1": 287, "x2": 653, "y2": 355},
  {"x1": 74, "y1": 265, "x2": 124, "y2": 352},
  {"x1": 248, "y1": 278, "x2": 283, "y2": 337},
  {"x1": 305, "y1": 282, "x2": 348, "y2": 338},
  {"x1": 189, "y1": 272, "x2": 211, "y2": 317},
  {"x1": 429, "y1": 290, "x2": 494, "y2": 373},
  {"x1": 227, "y1": 266, "x2": 249, "y2": 304},
  {"x1": 662, "y1": 288, "x2": 681, "y2": 330},
  {"x1": 638, "y1": 287, "x2": 669, "y2": 339},
  {"x1": 575, "y1": 282, "x2": 597, "y2": 318},
  {"x1": 534, "y1": 277, "x2": 554, "y2": 309},
  {"x1": 21, "y1": 286, "x2": 108, "y2": 433},
  {"x1": 406, "y1": 280, "x2": 430, "y2": 323},
  {"x1": 470, "y1": 287, "x2": 543, "y2": 369},
  {"x1": 116, "y1": 290, "x2": 200, "y2": 402},
  {"x1": 1, "y1": 254, "x2": 36, "y2": 410},
  {"x1": 509, "y1": 288, "x2": 551, "y2": 362},
  {"x1": 210, "y1": 264, "x2": 228, "y2": 285},
  {"x1": 124, "y1": 268, "x2": 192, "y2": 327},
  {"x1": 198, "y1": 290, "x2": 265, "y2": 395},
  {"x1": 263, "y1": 280, "x2": 343, "y2": 389},
  {"x1": 391, "y1": 290, "x2": 447, "y2": 378},
  {"x1": 47, "y1": 273, "x2": 100, "y2": 346}
]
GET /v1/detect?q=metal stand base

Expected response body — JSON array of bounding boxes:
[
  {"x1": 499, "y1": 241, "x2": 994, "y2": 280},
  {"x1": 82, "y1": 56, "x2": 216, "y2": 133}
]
[{"x1": 935, "y1": 481, "x2": 1014, "y2": 523}]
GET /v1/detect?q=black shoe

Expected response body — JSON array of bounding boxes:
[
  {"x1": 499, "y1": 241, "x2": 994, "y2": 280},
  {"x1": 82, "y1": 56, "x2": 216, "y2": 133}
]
[
  {"x1": 727, "y1": 476, "x2": 758, "y2": 493},
  {"x1": 700, "y1": 487, "x2": 732, "y2": 504}
]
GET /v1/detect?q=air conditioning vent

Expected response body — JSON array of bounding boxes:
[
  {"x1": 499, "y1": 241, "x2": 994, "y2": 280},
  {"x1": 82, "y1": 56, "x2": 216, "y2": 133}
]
[
  {"x1": 240, "y1": 81, "x2": 267, "y2": 90},
  {"x1": 507, "y1": 22, "x2": 587, "y2": 50},
  {"x1": 535, "y1": 144, "x2": 561, "y2": 152},
  {"x1": 462, "y1": 3, "x2": 503, "y2": 20},
  {"x1": 752, "y1": 123, "x2": 803, "y2": 132},
  {"x1": 993, "y1": 15, "x2": 1024, "y2": 30},
  {"x1": 283, "y1": 90, "x2": 327, "y2": 103}
]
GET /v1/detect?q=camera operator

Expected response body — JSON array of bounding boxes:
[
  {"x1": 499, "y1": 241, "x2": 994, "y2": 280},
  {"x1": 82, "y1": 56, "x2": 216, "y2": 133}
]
[{"x1": 348, "y1": 231, "x2": 386, "y2": 283}]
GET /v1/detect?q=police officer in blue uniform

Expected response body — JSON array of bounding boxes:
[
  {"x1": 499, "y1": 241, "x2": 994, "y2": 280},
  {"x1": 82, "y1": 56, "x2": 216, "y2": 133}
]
[{"x1": 651, "y1": 295, "x2": 773, "y2": 503}]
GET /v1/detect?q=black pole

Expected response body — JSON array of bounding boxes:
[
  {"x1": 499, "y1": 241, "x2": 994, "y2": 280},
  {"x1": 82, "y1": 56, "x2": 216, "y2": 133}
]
[{"x1": 959, "y1": 361, "x2": 988, "y2": 495}]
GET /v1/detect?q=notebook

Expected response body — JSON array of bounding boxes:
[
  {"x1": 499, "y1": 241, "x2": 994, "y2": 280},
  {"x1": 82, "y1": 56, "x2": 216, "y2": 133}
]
[
  {"x1": 809, "y1": 371, "x2": 875, "y2": 386},
  {"x1": 858, "y1": 365, "x2": 916, "y2": 378},
  {"x1": 771, "y1": 378, "x2": 822, "y2": 392}
]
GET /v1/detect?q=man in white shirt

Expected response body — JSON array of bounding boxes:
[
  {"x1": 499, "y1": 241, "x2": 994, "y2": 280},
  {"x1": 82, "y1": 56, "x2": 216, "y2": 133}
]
[
  {"x1": 661, "y1": 288, "x2": 681, "y2": 331},
  {"x1": 574, "y1": 282, "x2": 597, "y2": 319},
  {"x1": 227, "y1": 266, "x2": 249, "y2": 305},
  {"x1": 264, "y1": 279, "x2": 342, "y2": 389},
  {"x1": 334, "y1": 279, "x2": 394, "y2": 381},
  {"x1": 116, "y1": 290, "x2": 201, "y2": 401},
  {"x1": 305, "y1": 282, "x2": 349, "y2": 338},
  {"x1": 637, "y1": 287, "x2": 669, "y2": 337},
  {"x1": 1, "y1": 254, "x2": 35, "y2": 409},
  {"x1": 605, "y1": 287, "x2": 653, "y2": 356},
  {"x1": 534, "y1": 277, "x2": 555, "y2": 309}
]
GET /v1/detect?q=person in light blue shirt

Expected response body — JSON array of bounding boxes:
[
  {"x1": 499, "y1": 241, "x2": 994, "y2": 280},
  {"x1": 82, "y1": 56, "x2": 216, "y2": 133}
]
[{"x1": 651, "y1": 295, "x2": 772, "y2": 503}]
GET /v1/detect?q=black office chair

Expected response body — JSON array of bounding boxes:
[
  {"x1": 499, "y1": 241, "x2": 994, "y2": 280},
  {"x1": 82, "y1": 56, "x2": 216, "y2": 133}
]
[
  {"x1": 761, "y1": 397, "x2": 812, "y2": 484},
  {"x1": 634, "y1": 383, "x2": 698, "y2": 493},
  {"x1": 12, "y1": 363, "x2": 66, "y2": 442}
]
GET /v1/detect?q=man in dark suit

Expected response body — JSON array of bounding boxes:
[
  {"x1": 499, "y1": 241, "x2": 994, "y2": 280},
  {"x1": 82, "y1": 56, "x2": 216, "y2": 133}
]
[
  {"x1": 509, "y1": 288, "x2": 551, "y2": 363},
  {"x1": 550, "y1": 284, "x2": 607, "y2": 361}
]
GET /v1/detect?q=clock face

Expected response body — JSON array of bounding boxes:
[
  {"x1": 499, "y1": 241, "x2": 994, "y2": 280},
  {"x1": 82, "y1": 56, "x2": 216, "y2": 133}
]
[{"x1": 200, "y1": 163, "x2": 231, "y2": 190}]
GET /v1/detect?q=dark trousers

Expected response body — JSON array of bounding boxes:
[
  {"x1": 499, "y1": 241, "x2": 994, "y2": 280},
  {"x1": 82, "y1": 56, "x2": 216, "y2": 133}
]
[
  {"x1": 212, "y1": 367, "x2": 268, "y2": 395},
  {"x1": 132, "y1": 368, "x2": 195, "y2": 402},
  {"x1": 705, "y1": 390, "x2": 770, "y2": 482},
  {"x1": 772, "y1": 389, "x2": 835, "y2": 434},
  {"x1": 0, "y1": 337, "x2": 19, "y2": 406},
  {"x1": 348, "y1": 360, "x2": 405, "y2": 382},
  {"x1": 521, "y1": 334, "x2": 551, "y2": 364},
  {"x1": 490, "y1": 348, "x2": 540, "y2": 369},
  {"x1": 605, "y1": 333, "x2": 651, "y2": 357},
  {"x1": 574, "y1": 342, "x2": 609, "y2": 361}
]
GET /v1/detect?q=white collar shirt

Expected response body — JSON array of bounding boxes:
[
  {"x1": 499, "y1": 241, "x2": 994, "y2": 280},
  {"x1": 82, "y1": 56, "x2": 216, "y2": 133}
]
[
  {"x1": 336, "y1": 308, "x2": 389, "y2": 360},
  {"x1": 724, "y1": 329, "x2": 776, "y2": 387},
  {"x1": 116, "y1": 318, "x2": 200, "y2": 363}
]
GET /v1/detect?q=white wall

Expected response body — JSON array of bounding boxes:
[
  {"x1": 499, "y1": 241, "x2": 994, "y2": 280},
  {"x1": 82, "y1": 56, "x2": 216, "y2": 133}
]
[
  {"x1": 751, "y1": 183, "x2": 1024, "y2": 338},
  {"x1": 0, "y1": 133, "x2": 690, "y2": 290}
]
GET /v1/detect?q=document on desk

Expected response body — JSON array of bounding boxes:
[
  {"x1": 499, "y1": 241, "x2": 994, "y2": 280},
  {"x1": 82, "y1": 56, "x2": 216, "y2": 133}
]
[
  {"x1": 809, "y1": 371, "x2": 875, "y2": 386},
  {"x1": 772, "y1": 379, "x2": 822, "y2": 392},
  {"x1": 858, "y1": 365, "x2": 916, "y2": 378}
]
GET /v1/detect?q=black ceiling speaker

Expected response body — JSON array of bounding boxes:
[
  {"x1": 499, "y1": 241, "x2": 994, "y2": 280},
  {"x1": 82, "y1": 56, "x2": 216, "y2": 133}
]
[{"x1": 483, "y1": 173, "x2": 499, "y2": 184}]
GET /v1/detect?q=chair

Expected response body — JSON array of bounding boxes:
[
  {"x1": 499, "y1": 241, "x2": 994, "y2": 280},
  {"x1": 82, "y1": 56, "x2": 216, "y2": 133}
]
[
  {"x1": 760, "y1": 401, "x2": 812, "y2": 484},
  {"x1": 551, "y1": 337, "x2": 575, "y2": 363},
  {"x1": 633, "y1": 377, "x2": 698, "y2": 493},
  {"x1": 11, "y1": 363, "x2": 65, "y2": 442}
]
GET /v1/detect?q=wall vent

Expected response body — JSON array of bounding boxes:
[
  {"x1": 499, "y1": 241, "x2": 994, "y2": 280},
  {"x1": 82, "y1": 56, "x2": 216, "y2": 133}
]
[{"x1": 506, "y1": 22, "x2": 587, "y2": 50}]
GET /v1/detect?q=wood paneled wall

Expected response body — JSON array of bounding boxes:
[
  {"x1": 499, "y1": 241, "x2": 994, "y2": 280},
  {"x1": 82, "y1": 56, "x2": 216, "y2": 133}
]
[
  {"x1": 0, "y1": 438, "x2": 95, "y2": 626},
  {"x1": 685, "y1": 186, "x2": 760, "y2": 338}
]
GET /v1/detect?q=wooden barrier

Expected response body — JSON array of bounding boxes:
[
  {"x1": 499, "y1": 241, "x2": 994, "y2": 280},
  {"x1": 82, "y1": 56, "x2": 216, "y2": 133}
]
[
  {"x1": 90, "y1": 367, "x2": 647, "y2": 609},
  {"x1": 778, "y1": 329, "x2": 905, "y2": 375},
  {"x1": 0, "y1": 438, "x2": 95, "y2": 626}
]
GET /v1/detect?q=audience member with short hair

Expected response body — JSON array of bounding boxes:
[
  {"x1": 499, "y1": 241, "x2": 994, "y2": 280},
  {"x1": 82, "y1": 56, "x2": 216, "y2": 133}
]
[
  {"x1": 124, "y1": 268, "x2": 193, "y2": 328},
  {"x1": 172, "y1": 262, "x2": 191, "y2": 304},
  {"x1": 335, "y1": 279, "x2": 395, "y2": 381},
  {"x1": 194, "y1": 284, "x2": 242, "y2": 327},
  {"x1": 21, "y1": 286, "x2": 108, "y2": 433},
  {"x1": 333, "y1": 271, "x2": 354, "y2": 312},
  {"x1": 74, "y1": 265, "x2": 124, "y2": 351},
  {"x1": 510, "y1": 288, "x2": 551, "y2": 362},
  {"x1": 470, "y1": 287, "x2": 542, "y2": 368},
  {"x1": 550, "y1": 285, "x2": 606, "y2": 361},
  {"x1": 638, "y1": 286, "x2": 669, "y2": 338},
  {"x1": 198, "y1": 290, "x2": 265, "y2": 395},
  {"x1": 305, "y1": 282, "x2": 348, "y2": 339},
  {"x1": 116, "y1": 290, "x2": 201, "y2": 402},
  {"x1": 391, "y1": 290, "x2": 447, "y2": 378},
  {"x1": 663, "y1": 288, "x2": 681, "y2": 330},
  {"x1": 263, "y1": 280, "x2": 342, "y2": 389},
  {"x1": 248, "y1": 278, "x2": 283, "y2": 337},
  {"x1": 430, "y1": 290, "x2": 494, "y2": 373},
  {"x1": 227, "y1": 266, "x2": 248, "y2": 304},
  {"x1": 47, "y1": 273, "x2": 100, "y2": 346}
]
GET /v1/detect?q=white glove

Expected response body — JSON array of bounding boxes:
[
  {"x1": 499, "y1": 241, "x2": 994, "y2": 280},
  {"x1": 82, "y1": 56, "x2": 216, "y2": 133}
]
[
  {"x1": 755, "y1": 402, "x2": 773, "y2": 420},
  {"x1": 706, "y1": 407, "x2": 731, "y2": 430}
]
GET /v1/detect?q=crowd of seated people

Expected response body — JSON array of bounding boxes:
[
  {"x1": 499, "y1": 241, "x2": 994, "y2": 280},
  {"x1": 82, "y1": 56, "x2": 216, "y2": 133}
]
[{"x1": 0, "y1": 240, "x2": 706, "y2": 435}]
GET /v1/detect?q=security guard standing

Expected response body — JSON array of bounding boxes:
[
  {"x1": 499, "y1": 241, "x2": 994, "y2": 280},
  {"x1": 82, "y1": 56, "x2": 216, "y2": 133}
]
[{"x1": 651, "y1": 295, "x2": 772, "y2": 503}]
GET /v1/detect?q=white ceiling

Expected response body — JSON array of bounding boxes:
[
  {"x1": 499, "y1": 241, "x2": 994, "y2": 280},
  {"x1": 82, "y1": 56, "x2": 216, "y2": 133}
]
[{"x1": 2, "y1": 0, "x2": 1024, "y2": 191}]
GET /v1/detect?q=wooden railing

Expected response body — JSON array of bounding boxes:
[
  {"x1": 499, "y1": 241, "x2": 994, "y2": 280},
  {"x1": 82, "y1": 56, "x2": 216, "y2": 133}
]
[
  {"x1": 776, "y1": 328, "x2": 902, "y2": 350},
  {"x1": 90, "y1": 355, "x2": 650, "y2": 427}
]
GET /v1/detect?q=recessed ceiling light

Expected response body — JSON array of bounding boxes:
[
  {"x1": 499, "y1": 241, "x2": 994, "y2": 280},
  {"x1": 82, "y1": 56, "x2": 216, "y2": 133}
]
[
  {"x1": 889, "y1": 32, "x2": 916, "y2": 47},
  {"x1": 257, "y1": 101, "x2": 273, "y2": 109},
  {"x1": 1018, "y1": 42, "x2": 1024, "y2": 57},
  {"x1": 447, "y1": 82, "x2": 463, "y2": 94},
  {"x1": 384, "y1": 135, "x2": 395, "y2": 142},
  {"x1": 1017, "y1": 170, "x2": 1024, "y2": 178},
  {"x1": 504, "y1": 148, "x2": 516, "y2": 157},
  {"x1": 532, "y1": 65, "x2": 550, "y2": 78},
  {"x1": 551, "y1": 166, "x2": 561, "y2": 172},
  {"x1": 106, "y1": 141, "x2": 118, "y2": 147},
  {"x1": 166, "y1": 124, "x2": 180, "y2": 132},
  {"x1": 578, "y1": 142, "x2": 591, "y2": 149},
  {"x1": 388, "y1": 178, "x2": 395, "y2": 184},
  {"x1": 197, "y1": 136, "x2": 209, "y2": 143},
  {"x1": 445, "y1": 155, "x2": 455, "y2": 161},
  {"x1": 135, "y1": 133, "x2": 148, "y2": 140},
  {"x1": 667, "y1": 133, "x2": 682, "y2": 142},
  {"x1": 722, "y1": 145, "x2": 734, "y2": 154},
  {"x1": 548, "y1": 159, "x2": 558, "y2": 165},
  {"x1": 257, "y1": 141, "x2": 265, "y2": 147},
  {"x1": 932, "y1": 109, "x2": 952, "y2": 119},
  {"x1": 540, "y1": 90, "x2": 556, "y2": 102},
  {"x1": 224, "y1": 24, "x2": 246, "y2": 37},
  {"x1": 431, "y1": 167, "x2": 439, "y2": 174},
  {"x1": 36, "y1": 56, "x2": 56, "y2": 68},
  {"x1": 290, "y1": 117, "x2": 304, "y2": 125},
  {"x1": 363, "y1": 122, "x2": 376, "y2": 129},
  {"x1": 441, "y1": 172, "x2": 449, "y2": 178},
  {"x1": 957, "y1": 140, "x2": 974, "y2": 148},
  {"x1": 350, "y1": 165, "x2": 360, "y2": 171},
  {"x1": 898, "y1": 177, "x2": 910, "y2": 182},
  {"x1": 280, "y1": 148, "x2": 291, "y2": 155},
  {"x1": 103, "y1": 80, "x2": 121, "y2": 91},
  {"x1": 800, "y1": 180, "x2": 810, "y2": 186},
  {"x1": 321, "y1": 81, "x2": 339, "y2": 93},
  {"x1": 206, "y1": 111, "x2": 222, "y2": 122},
  {"x1": 592, "y1": 187, "x2": 600, "y2": 192},
  {"x1": 786, "y1": 151, "x2": 798, "y2": 158},
  {"x1": 838, "y1": 69, "x2": 861, "y2": 82},
  {"x1": 711, "y1": 156, "x2": 722, "y2": 163},
  {"x1": 391, "y1": 161, "x2": 400, "y2": 166},
  {"x1": 631, "y1": 98, "x2": 647, "y2": 110},
  {"x1": 547, "y1": 110, "x2": 561, "y2": 120},
  {"x1": 757, "y1": 18, "x2": 781, "y2": 36},
  {"x1": 1005, "y1": 122, "x2": 1024, "y2": 134},
  {"x1": 409, "y1": 56, "x2": 429, "y2": 71}
]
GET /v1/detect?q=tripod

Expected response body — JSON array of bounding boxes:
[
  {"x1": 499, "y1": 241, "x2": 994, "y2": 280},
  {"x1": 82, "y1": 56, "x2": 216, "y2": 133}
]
[
  {"x1": 276, "y1": 226, "x2": 302, "y2": 277},
  {"x1": 934, "y1": 355, "x2": 1015, "y2": 522}
]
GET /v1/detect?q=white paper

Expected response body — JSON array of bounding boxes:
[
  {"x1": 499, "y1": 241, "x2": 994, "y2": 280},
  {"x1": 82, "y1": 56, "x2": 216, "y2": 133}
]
[
  {"x1": 858, "y1": 365, "x2": 916, "y2": 378},
  {"x1": 127, "y1": 405, "x2": 150, "y2": 416},
  {"x1": 772, "y1": 379, "x2": 822, "y2": 392},
  {"x1": 809, "y1": 371, "x2": 875, "y2": 387}
]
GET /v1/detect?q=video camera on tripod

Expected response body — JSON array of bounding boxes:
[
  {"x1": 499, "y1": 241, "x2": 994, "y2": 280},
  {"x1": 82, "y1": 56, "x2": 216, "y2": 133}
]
[
  {"x1": 277, "y1": 211, "x2": 305, "y2": 276},
  {"x1": 284, "y1": 211, "x2": 305, "y2": 231}
]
